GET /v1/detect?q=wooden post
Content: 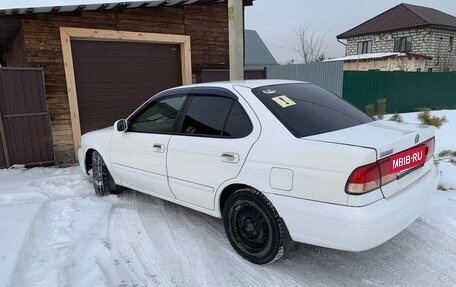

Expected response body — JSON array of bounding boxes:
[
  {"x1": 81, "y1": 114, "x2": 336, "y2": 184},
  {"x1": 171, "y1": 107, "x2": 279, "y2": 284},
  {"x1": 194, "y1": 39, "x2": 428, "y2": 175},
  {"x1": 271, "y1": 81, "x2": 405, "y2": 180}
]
[{"x1": 228, "y1": 0, "x2": 244, "y2": 81}]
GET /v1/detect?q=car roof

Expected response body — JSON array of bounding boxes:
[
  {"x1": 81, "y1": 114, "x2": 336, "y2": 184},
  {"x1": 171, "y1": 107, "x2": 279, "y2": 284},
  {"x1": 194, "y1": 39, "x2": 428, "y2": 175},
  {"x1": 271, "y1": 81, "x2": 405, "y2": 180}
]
[{"x1": 166, "y1": 79, "x2": 308, "y2": 91}]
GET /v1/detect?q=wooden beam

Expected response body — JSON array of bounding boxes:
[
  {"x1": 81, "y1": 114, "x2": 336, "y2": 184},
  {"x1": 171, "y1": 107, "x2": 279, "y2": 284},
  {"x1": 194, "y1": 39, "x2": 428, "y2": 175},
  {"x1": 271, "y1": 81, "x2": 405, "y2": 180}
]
[
  {"x1": 51, "y1": 6, "x2": 61, "y2": 14},
  {"x1": 155, "y1": 1, "x2": 171, "y2": 8},
  {"x1": 110, "y1": 2, "x2": 131, "y2": 12},
  {"x1": 138, "y1": 2, "x2": 152, "y2": 8},
  {"x1": 25, "y1": 8, "x2": 35, "y2": 16},
  {"x1": 96, "y1": 4, "x2": 109, "y2": 12},
  {"x1": 74, "y1": 5, "x2": 86, "y2": 13},
  {"x1": 174, "y1": 0, "x2": 189, "y2": 6}
]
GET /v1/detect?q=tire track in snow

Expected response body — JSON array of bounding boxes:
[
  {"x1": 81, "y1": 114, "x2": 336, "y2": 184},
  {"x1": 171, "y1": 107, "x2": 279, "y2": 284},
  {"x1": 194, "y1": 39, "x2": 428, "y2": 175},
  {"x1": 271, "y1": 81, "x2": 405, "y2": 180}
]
[
  {"x1": 9, "y1": 197, "x2": 115, "y2": 287},
  {"x1": 397, "y1": 229, "x2": 456, "y2": 280},
  {"x1": 108, "y1": 191, "x2": 176, "y2": 286},
  {"x1": 361, "y1": 248, "x2": 414, "y2": 287},
  {"x1": 135, "y1": 192, "x2": 305, "y2": 287},
  {"x1": 411, "y1": 218, "x2": 456, "y2": 249},
  {"x1": 387, "y1": 234, "x2": 455, "y2": 286},
  {"x1": 108, "y1": 190, "x2": 456, "y2": 287}
]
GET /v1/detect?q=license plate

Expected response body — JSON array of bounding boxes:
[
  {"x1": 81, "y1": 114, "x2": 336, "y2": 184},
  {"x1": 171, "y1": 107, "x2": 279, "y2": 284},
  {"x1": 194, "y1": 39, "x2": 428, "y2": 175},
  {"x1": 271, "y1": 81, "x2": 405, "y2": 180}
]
[{"x1": 390, "y1": 145, "x2": 426, "y2": 173}]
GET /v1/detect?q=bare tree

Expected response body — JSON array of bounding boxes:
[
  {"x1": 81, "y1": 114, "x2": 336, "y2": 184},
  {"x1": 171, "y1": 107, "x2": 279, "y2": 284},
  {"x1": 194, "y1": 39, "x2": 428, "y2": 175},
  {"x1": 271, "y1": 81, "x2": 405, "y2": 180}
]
[{"x1": 295, "y1": 24, "x2": 327, "y2": 63}]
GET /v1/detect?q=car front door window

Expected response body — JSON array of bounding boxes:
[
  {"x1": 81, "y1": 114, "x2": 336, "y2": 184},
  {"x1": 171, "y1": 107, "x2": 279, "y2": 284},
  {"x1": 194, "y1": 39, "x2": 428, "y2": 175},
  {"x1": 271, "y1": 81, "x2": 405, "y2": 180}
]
[{"x1": 130, "y1": 95, "x2": 187, "y2": 133}]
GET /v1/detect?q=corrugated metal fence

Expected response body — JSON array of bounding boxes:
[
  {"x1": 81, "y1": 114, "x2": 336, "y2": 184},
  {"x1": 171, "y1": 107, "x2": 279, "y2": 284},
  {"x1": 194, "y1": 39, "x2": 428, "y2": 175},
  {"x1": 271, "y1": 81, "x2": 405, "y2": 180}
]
[
  {"x1": 0, "y1": 68, "x2": 54, "y2": 168},
  {"x1": 343, "y1": 71, "x2": 456, "y2": 113},
  {"x1": 266, "y1": 61, "x2": 344, "y2": 96},
  {"x1": 200, "y1": 69, "x2": 266, "y2": 83}
]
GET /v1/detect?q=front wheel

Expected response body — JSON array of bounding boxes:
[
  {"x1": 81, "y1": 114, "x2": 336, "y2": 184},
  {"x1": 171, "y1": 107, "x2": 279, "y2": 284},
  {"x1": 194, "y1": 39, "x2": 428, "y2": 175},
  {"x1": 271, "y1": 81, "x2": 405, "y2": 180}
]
[
  {"x1": 91, "y1": 150, "x2": 118, "y2": 197},
  {"x1": 223, "y1": 188, "x2": 284, "y2": 264}
]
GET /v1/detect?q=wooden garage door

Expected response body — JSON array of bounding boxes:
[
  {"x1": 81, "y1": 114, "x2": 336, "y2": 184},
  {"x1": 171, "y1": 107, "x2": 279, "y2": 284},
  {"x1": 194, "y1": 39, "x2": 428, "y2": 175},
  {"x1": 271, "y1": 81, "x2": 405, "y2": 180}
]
[{"x1": 71, "y1": 40, "x2": 182, "y2": 134}]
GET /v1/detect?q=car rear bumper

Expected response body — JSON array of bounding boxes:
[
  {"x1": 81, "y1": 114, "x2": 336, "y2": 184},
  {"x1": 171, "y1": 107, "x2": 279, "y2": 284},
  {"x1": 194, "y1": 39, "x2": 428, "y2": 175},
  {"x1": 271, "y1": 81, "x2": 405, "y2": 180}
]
[{"x1": 267, "y1": 163, "x2": 439, "y2": 251}]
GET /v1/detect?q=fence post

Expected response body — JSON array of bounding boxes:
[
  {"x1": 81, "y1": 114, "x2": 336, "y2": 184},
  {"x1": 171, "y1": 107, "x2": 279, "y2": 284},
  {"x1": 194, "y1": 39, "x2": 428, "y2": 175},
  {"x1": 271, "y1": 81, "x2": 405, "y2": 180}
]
[{"x1": 0, "y1": 111, "x2": 10, "y2": 167}]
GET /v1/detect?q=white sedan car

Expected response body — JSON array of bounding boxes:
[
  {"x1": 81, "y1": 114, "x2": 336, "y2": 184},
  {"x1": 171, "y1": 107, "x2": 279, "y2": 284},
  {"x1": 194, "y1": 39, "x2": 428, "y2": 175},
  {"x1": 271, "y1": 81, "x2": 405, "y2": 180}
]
[{"x1": 79, "y1": 80, "x2": 439, "y2": 264}]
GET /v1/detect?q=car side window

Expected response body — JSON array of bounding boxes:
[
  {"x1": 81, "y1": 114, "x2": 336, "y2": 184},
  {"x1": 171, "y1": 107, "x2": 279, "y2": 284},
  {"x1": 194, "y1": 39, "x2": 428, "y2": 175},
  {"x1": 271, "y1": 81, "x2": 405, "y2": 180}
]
[
  {"x1": 180, "y1": 95, "x2": 252, "y2": 138},
  {"x1": 130, "y1": 95, "x2": 187, "y2": 133},
  {"x1": 181, "y1": 96, "x2": 232, "y2": 136},
  {"x1": 223, "y1": 101, "x2": 253, "y2": 137}
]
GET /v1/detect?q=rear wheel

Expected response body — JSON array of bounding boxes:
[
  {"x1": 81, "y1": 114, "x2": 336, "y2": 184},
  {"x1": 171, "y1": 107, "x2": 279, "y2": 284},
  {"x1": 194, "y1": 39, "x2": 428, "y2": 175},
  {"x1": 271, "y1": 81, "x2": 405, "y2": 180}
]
[
  {"x1": 92, "y1": 150, "x2": 118, "y2": 197},
  {"x1": 223, "y1": 188, "x2": 284, "y2": 264}
]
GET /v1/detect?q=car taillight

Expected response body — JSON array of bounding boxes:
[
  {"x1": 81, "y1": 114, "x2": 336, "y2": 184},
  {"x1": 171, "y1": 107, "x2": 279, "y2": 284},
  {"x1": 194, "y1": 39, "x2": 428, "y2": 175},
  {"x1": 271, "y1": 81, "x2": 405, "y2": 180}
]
[
  {"x1": 346, "y1": 136, "x2": 436, "y2": 195},
  {"x1": 378, "y1": 158, "x2": 396, "y2": 186},
  {"x1": 346, "y1": 163, "x2": 380, "y2": 194},
  {"x1": 424, "y1": 137, "x2": 435, "y2": 161}
]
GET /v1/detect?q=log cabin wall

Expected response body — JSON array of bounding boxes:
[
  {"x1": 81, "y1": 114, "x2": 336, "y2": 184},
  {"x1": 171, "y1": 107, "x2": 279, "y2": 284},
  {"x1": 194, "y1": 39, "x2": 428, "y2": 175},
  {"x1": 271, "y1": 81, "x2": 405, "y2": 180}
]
[
  {"x1": 4, "y1": 29, "x2": 28, "y2": 67},
  {"x1": 8, "y1": 3, "x2": 229, "y2": 162}
]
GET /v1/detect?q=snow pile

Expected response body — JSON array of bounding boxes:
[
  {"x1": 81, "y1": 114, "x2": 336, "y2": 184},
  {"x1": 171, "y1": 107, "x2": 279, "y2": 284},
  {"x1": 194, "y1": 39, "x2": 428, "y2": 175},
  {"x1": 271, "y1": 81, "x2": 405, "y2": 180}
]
[{"x1": 0, "y1": 167, "x2": 123, "y2": 287}]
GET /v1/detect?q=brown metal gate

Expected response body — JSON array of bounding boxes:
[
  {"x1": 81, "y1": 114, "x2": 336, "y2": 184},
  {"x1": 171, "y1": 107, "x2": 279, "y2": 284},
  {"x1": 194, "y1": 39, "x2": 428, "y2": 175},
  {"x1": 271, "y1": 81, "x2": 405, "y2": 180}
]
[{"x1": 0, "y1": 67, "x2": 54, "y2": 168}]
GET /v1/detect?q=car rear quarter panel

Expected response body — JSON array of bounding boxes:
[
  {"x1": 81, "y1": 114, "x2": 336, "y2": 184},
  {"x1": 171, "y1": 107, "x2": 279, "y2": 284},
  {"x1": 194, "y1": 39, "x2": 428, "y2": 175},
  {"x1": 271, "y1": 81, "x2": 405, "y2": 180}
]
[
  {"x1": 237, "y1": 137, "x2": 377, "y2": 205},
  {"x1": 231, "y1": 86, "x2": 378, "y2": 206}
]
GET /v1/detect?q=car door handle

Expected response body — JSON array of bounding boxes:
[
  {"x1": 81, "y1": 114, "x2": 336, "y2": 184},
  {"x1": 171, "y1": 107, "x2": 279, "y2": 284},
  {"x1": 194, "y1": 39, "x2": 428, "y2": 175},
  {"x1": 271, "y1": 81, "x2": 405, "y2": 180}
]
[
  {"x1": 221, "y1": 152, "x2": 239, "y2": 163},
  {"x1": 153, "y1": 144, "x2": 165, "y2": 153}
]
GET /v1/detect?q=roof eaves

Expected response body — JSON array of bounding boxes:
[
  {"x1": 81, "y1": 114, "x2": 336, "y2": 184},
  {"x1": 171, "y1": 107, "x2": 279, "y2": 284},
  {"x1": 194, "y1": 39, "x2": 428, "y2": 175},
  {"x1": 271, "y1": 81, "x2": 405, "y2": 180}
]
[
  {"x1": 338, "y1": 23, "x2": 433, "y2": 39},
  {"x1": 0, "y1": 0, "x2": 231, "y2": 15}
]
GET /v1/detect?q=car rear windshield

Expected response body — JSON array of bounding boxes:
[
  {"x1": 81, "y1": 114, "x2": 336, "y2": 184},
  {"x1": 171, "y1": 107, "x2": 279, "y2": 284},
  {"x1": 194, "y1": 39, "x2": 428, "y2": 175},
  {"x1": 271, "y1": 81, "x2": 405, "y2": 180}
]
[{"x1": 252, "y1": 83, "x2": 373, "y2": 138}]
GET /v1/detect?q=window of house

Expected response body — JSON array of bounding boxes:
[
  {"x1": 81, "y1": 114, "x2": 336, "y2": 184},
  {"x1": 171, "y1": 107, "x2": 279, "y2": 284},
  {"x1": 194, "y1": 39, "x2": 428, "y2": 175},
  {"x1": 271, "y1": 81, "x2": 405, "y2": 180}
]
[
  {"x1": 450, "y1": 36, "x2": 454, "y2": 52},
  {"x1": 357, "y1": 41, "x2": 372, "y2": 54},
  {"x1": 394, "y1": 36, "x2": 412, "y2": 53}
]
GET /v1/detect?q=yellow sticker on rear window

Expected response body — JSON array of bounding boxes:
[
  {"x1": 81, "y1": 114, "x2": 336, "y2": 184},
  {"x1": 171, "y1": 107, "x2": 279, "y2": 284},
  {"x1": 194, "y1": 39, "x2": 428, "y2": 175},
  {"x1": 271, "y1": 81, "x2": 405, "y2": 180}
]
[{"x1": 271, "y1": 95, "x2": 296, "y2": 108}]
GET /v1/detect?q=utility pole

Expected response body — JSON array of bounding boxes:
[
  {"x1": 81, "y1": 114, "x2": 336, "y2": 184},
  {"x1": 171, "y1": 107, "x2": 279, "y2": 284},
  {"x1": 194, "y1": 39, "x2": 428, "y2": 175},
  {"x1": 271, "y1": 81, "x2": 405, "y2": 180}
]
[{"x1": 228, "y1": 0, "x2": 244, "y2": 81}]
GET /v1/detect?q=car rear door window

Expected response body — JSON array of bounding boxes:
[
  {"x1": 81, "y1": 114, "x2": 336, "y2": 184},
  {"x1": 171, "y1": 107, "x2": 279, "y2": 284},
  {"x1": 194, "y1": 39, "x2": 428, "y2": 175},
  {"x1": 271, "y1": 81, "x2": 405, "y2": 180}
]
[
  {"x1": 252, "y1": 83, "x2": 373, "y2": 138},
  {"x1": 181, "y1": 96, "x2": 232, "y2": 136},
  {"x1": 130, "y1": 95, "x2": 186, "y2": 133},
  {"x1": 223, "y1": 101, "x2": 253, "y2": 137},
  {"x1": 180, "y1": 96, "x2": 252, "y2": 138}
]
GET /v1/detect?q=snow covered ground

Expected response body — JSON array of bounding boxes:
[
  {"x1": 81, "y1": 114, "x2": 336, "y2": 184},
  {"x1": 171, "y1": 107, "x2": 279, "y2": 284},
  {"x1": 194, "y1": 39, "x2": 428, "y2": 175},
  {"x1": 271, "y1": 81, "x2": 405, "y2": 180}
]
[{"x1": 0, "y1": 110, "x2": 455, "y2": 287}]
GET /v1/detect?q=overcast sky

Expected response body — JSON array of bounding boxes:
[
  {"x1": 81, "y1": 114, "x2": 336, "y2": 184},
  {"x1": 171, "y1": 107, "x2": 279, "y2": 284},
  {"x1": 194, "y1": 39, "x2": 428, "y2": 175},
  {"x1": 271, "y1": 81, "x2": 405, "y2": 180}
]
[{"x1": 245, "y1": 0, "x2": 456, "y2": 64}]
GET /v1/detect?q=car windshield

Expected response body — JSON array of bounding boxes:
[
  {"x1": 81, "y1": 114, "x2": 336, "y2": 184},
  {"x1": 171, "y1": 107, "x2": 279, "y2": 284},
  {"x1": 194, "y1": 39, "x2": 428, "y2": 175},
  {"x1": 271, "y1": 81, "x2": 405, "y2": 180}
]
[{"x1": 252, "y1": 83, "x2": 373, "y2": 138}]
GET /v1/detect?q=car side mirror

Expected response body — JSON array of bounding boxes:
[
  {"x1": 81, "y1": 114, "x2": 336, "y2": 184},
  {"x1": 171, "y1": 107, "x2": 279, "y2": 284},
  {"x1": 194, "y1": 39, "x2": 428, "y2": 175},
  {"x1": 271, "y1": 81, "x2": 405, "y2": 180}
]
[{"x1": 114, "y1": 119, "x2": 128, "y2": 132}]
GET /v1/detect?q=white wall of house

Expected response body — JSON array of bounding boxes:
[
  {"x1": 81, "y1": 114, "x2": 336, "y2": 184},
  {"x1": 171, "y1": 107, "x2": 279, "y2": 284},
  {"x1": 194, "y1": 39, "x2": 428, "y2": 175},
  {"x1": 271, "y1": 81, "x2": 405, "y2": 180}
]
[
  {"x1": 345, "y1": 28, "x2": 456, "y2": 71},
  {"x1": 343, "y1": 57, "x2": 427, "y2": 71}
]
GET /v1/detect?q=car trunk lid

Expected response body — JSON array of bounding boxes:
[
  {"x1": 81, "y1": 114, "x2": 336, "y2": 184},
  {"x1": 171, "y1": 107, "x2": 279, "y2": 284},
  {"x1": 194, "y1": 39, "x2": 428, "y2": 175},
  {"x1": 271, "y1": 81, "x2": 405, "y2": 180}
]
[{"x1": 306, "y1": 121, "x2": 436, "y2": 198}]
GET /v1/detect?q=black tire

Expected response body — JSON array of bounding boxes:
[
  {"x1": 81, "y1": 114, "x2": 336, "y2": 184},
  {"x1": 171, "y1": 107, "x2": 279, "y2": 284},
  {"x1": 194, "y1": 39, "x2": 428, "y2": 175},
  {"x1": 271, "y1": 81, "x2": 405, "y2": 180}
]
[
  {"x1": 92, "y1": 150, "x2": 117, "y2": 197},
  {"x1": 223, "y1": 188, "x2": 284, "y2": 264}
]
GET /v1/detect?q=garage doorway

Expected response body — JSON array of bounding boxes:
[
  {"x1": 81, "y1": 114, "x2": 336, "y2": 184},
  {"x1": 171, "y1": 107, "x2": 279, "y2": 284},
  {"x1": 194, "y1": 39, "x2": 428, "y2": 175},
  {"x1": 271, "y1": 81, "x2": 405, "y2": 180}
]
[
  {"x1": 60, "y1": 27, "x2": 192, "y2": 158},
  {"x1": 71, "y1": 40, "x2": 182, "y2": 134}
]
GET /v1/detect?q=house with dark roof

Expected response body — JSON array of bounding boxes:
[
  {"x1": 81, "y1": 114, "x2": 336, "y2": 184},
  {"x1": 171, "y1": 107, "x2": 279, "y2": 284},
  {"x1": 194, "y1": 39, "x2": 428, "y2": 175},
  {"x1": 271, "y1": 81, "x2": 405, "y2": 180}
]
[{"x1": 337, "y1": 3, "x2": 456, "y2": 72}]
